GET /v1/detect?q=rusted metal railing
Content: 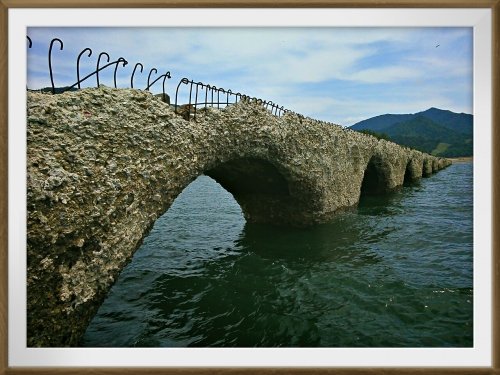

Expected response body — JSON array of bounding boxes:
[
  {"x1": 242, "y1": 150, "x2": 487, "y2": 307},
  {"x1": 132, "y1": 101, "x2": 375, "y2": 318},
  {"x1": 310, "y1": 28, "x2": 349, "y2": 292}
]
[
  {"x1": 174, "y1": 78, "x2": 290, "y2": 121},
  {"x1": 28, "y1": 37, "x2": 300, "y2": 121},
  {"x1": 28, "y1": 36, "x2": 171, "y2": 97}
]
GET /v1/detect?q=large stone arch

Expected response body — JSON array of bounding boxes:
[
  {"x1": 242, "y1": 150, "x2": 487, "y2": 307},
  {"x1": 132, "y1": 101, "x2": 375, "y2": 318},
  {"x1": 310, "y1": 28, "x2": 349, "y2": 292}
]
[
  {"x1": 26, "y1": 87, "x2": 450, "y2": 346},
  {"x1": 24, "y1": 88, "x2": 347, "y2": 346},
  {"x1": 205, "y1": 157, "x2": 299, "y2": 225}
]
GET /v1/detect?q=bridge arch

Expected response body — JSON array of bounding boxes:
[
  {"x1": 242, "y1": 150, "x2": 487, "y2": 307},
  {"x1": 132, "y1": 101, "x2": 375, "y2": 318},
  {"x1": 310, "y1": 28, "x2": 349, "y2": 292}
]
[
  {"x1": 205, "y1": 157, "x2": 291, "y2": 224},
  {"x1": 26, "y1": 87, "x2": 450, "y2": 346},
  {"x1": 171, "y1": 152, "x2": 322, "y2": 227},
  {"x1": 360, "y1": 154, "x2": 389, "y2": 195},
  {"x1": 404, "y1": 151, "x2": 424, "y2": 184}
]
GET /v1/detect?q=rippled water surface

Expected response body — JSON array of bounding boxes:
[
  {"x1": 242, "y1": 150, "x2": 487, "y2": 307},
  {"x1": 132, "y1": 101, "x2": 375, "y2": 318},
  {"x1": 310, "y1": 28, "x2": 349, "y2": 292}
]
[{"x1": 82, "y1": 162, "x2": 473, "y2": 347}]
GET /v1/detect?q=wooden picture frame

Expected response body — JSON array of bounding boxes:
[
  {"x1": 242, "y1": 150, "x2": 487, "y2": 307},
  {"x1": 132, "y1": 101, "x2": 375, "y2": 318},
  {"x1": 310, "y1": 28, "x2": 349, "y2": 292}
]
[{"x1": 1, "y1": 1, "x2": 498, "y2": 374}]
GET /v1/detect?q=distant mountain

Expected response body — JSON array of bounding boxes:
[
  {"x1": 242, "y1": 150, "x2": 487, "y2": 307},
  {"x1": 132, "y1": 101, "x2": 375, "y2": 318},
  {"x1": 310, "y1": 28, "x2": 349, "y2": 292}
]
[
  {"x1": 418, "y1": 107, "x2": 473, "y2": 135},
  {"x1": 350, "y1": 108, "x2": 473, "y2": 157},
  {"x1": 350, "y1": 113, "x2": 414, "y2": 133}
]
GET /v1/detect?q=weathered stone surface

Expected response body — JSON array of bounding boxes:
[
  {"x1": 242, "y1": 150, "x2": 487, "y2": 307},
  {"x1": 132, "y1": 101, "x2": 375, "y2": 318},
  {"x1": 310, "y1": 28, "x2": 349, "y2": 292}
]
[
  {"x1": 405, "y1": 149, "x2": 424, "y2": 181},
  {"x1": 26, "y1": 87, "x2": 450, "y2": 346},
  {"x1": 422, "y1": 156, "x2": 434, "y2": 177}
]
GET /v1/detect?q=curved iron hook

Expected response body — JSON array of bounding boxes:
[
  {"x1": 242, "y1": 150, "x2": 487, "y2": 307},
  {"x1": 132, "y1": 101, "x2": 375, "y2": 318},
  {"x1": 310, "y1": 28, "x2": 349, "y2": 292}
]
[
  {"x1": 146, "y1": 72, "x2": 169, "y2": 91},
  {"x1": 191, "y1": 81, "x2": 206, "y2": 119},
  {"x1": 113, "y1": 57, "x2": 128, "y2": 88},
  {"x1": 272, "y1": 104, "x2": 279, "y2": 115},
  {"x1": 146, "y1": 68, "x2": 158, "y2": 91},
  {"x1": 130, "y1": 63, "x2": 144, "y2": 89},
  {"x1": 226, "y1": 89, "x2": 232, "y2": 105},
  {"x1": 175, "y1": 77, "x2": 191, "y2": 114},
  {"x1": 203, "y1": 85, "x2": 208, "y2": 109},
  {"x1": 217, "y1": 87, "x2": 226, "y2": 109},
  {"x1": 210, "y1": 85, "x2": 217, "y2": 107},
  {"x1": 187, "y1": 80, "x2": 195, "y2": 111},
  {"x1": 268, "y1": 102, "x2": 275, "y2": 114},
  {"x1": 96, "y1": 52, "x2": 110, "y2": 87},
  {"x1": 26, "y1": 36, "x2": 33, "y2": 90},
  {"x1": 76, "y1": 48, "x2": 93, "y2": 89},
  {"x1": 161, "y1": 72, "x2": 171, "y2": 101},
  {"x1": 67, "y1": 58, "x2": 128, "y2": 90},
  {"x1": 193, "y1": 81, "x2": 203, "y2": 104},
  {"x1": 48, "y1": 38, "x2": 63, "y2": 94},
  {"x1": 204, "y1": 85, "x2": 210, "y2": 107},
  {"x1": 145, "y1": 71, "x2": 171, "y2": 92}
]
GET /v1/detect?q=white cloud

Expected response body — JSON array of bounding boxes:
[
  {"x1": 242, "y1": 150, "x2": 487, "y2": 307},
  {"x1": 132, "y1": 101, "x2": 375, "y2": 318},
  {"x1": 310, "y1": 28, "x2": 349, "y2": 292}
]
[
  {"x1": 346, "y1": 66, "x2": 422, "y2": 84},
  {"x1": 26, "y1": 27, "x2": 472, "y2": 123}
]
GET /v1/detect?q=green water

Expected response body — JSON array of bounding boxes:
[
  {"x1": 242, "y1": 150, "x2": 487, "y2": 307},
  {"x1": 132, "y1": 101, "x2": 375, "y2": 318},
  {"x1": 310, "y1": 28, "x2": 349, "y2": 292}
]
[{"x1": 82, "y1": 162, "x2": 473, "y2": 347}]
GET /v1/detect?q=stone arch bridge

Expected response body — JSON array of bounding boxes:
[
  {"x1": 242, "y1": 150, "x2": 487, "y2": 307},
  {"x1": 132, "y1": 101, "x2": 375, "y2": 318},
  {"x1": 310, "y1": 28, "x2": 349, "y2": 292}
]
[{"x1": 26, "y1": 87, "x2": 451, "y2": 346}]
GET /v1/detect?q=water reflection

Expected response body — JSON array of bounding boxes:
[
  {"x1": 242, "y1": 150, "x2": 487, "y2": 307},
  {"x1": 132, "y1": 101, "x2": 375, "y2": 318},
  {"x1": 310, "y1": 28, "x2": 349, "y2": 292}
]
[{"x1": 237, "y1": 218, "x2": 384, "y2": 267}]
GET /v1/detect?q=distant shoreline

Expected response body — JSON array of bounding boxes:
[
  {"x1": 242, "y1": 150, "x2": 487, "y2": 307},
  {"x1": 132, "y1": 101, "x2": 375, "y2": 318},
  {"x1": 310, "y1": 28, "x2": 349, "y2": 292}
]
[{"x1": 449, "y1": 156, "x2": 473, "y2": 163}]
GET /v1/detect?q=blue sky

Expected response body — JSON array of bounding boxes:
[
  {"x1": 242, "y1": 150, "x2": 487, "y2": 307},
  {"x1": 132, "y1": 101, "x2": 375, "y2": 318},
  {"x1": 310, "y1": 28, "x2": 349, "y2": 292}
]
[{"x1": 27, "y1": 27, "x2": 472, "y2": 126}]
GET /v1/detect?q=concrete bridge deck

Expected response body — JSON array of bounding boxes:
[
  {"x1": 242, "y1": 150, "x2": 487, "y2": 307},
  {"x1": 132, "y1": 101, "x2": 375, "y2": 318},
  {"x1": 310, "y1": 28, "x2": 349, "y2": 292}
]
[{"x1": 26, "y1": 87, "x2": 450, "y2": 346}]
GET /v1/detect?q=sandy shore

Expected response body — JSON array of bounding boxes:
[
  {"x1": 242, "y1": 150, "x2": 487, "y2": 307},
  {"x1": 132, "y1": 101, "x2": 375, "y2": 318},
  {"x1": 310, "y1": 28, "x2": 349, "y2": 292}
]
[{"x1": 449, "y1": 156, "x2": 473, "y2": 163}]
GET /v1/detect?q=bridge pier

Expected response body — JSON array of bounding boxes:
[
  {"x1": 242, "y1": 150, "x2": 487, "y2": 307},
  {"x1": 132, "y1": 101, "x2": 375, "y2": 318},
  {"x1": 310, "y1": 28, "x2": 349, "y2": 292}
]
[
  {"x1": 405, "y1": 151, "x2": 424, "y2": 182},
  {"x1": 26, "y1": 87, "x2": 451, "y2": 346},
  {"x1": 423, "y1": 157, "x2": 434, "y2": 177}
]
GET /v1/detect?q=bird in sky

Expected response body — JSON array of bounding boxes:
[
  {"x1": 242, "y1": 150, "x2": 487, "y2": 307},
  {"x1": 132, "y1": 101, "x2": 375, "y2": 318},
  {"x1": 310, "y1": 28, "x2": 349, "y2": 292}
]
[{"x1": 435, "y1": 44, "x2": 440, "y2": 48}]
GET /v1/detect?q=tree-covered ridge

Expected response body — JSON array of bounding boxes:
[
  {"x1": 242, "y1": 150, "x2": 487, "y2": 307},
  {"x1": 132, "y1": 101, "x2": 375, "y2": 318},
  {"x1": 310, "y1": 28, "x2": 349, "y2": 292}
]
[{"x1": 350, "y1": 108, "x2": 473, "y2": 157}]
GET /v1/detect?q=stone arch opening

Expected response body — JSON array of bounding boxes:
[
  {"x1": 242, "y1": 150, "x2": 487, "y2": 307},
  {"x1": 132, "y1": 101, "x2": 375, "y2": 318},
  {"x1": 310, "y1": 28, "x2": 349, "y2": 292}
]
[
  {"x1": 403, "y1": 160, "x2": 415, "y2": 185},
  {"x1": 360, "y1": 156, "x2": 389, "y2": 195},
  {"x1": 204, "y1": 157, "x2": 294, "y2": 225},
  {"x1": 205, "y1": 157, "x2": 290, "y2": 197}
]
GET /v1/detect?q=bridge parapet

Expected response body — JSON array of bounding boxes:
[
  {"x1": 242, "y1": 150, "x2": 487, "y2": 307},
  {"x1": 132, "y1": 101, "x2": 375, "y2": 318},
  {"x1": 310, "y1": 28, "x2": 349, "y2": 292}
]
[{"x1": 26, "y1": 87, "x2": 450, "y2": 346}]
